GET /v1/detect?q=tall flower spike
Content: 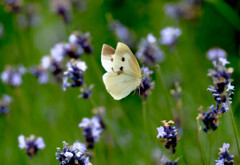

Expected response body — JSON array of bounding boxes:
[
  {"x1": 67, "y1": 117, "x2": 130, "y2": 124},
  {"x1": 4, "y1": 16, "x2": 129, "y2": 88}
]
[
  {"x1": 198, "y1": 48, "x2": 234, "y2": 132},
  {"x1": 157, "y1": 120, "x2": 179, "y2": 154},
  {"x1": 136, "y1": 34, "x2": 165, "y2": 66},
  {"x1": 138, "y1": 67, "x2": 155, "y2": 99},
  {"x1": 79, "y1": 116, "x2": 105, "y2": 149},
  {"x1": 0, "y1": 94, "x2": 12, "y2": 115},
  {"x1": 215, "y1": 143, "x2": 234, "y2": 165},
  {"x1": 18, "y1": 135, "x2": 45, "y2": 157},
  {"x1": 56, "y1": 141, "x2": 92, "y2": 165}
]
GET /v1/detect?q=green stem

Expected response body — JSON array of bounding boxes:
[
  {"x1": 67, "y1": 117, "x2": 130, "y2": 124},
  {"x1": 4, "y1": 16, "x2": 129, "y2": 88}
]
[
  {"x1": 227, "y1": 97, "x2": 240, "y2": 156},
  {"x1": 171, "y1": 153, "x2": 174, "y2": 164},
  {"x1": 156, "y1": 66, "x2": 173, "y2": 118},
  {"x1": 197, "y1": 120, "x2": 208, "y2": 165},
  {"x1": 142, "y1": 100, "x2": 150, "y2": 143},
  {"x1": 142, "y1": 100, "x2": 147, "y2": 129}
]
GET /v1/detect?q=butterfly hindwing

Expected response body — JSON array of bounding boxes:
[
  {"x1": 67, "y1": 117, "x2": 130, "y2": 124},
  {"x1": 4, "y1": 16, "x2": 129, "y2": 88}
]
[{"x1": 102, "y1": 71, "x2": 141, "y2": 100}]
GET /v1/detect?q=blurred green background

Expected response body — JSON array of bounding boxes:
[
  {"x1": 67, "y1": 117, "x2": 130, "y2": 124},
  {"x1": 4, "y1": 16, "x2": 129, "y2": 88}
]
[{"x1": 0, "y1": 0, "x2": 240, "y2": 164}]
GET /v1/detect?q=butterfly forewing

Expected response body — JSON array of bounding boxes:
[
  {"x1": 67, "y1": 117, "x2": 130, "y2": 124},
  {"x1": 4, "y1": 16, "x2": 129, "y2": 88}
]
[{"x1": 114, "y1": 42, "x2": 141, "y2": 77}]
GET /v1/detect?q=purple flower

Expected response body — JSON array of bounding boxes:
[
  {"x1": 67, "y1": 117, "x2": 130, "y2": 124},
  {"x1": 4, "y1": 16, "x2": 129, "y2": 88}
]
[
  {"x1": 0, "y1": 94, "x2": 12, "y2": 115},
  {"x1": 136, "y1": 34, "x2": 164, "y2": 66},
  {"x1": 215, "y1": 143, "x2": 234, "y2": 165},
  {"x1": 79, "y1": 115, "x2": 105, "y2": 149},
  {"x1": 18, "y1": 135, "x2": 45, "y2": 157},
  {"x1": 160, "y1": 27, "x2": 182, "y2": 46},
  {"x1": 56, "y1": 141, "x2": 92, "y2": 165},
  {"x1": 157, "y1": 120, "x2": 179, "y2": 154}
]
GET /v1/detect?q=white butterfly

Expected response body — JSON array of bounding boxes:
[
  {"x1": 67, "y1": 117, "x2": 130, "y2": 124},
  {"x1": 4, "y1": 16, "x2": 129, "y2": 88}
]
[{"x1": 101, "y1": 42, "x2": 142, "y2": 100}]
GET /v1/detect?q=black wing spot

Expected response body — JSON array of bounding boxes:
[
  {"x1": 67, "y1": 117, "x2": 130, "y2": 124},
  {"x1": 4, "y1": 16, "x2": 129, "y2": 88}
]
[
  {"x1": 111, "y1": 67, "x2": 114, "y2": 72},
  {"x1": 120, "y1": 66, "x2": 123, "y2": 71},
  {"x1": 111, "y1": 58, "x2": 113, "y2": 62},
  {"x1": 122, "y1": 57, "x2": 125, "y2": 62}
]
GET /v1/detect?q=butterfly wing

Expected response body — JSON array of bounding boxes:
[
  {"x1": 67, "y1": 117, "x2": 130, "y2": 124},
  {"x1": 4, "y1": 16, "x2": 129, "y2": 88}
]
[
  {"x1": 103, "y1": 71, "x2": 141, "y2": 100},
  {"x1": 101, "y1": 44, "x2": 115, "y2": 72},
  {"x1": 101, "y1": 42, "x2": 141, "y2": 77},
  {"x1": 114, "y1": 42, "x2": 141, "y2": 76}
]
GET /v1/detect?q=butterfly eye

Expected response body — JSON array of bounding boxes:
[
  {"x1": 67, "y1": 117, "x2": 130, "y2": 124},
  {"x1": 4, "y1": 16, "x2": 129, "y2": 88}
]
[{"x1": 122, "y1": 57, "x2": 125, "y2": 62}]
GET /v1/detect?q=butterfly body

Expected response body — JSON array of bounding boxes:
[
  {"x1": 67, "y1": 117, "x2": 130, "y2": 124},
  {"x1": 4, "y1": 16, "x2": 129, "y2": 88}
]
[{"x1": 101, "y1": 42, "x2": 142, "y2": 100}]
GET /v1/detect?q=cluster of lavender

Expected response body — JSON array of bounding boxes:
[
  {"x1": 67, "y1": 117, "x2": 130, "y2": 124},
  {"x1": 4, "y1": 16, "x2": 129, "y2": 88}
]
[
  {"x1": 197, "y1": 48, "x2": 234, "y2": 132},
  {"x1": 55, "y1": 107, "x2": 105, "y2": 164},
  {"x1": 164, "y1": 0, "x2": 202, "y2": 20},
  {"x1": 56, "y1": 141, "x2": 92, "y2": 165},
  {"x1": 157, "y1": 120, "x2": 179, "y2": 164},
  {"x1": 0, "y1": 31, "x2": 93, "y2": 90},
  {"x1": 78, "y1": 115, "x2": 105, "y2": 149},
  {"x1": 138, "y1": 67, "x2": 155, "y2": 99},
  {"x1": 30, "y1": 31, "x2": 93, "y2": 98},
  {"x1": 0, "y1": 94, "x2": 12, "y2": 115},
  {"x1": 135, "y1": 29, "x2": 181, "y2": 99},
  {"x1": 136, "y1": 27, "x2": 181, "y2": 65},
  {"x1": 1, "y1": 65, "x2": 26, "y2": 87},
  {"x1": 136, "y1": 34, "x2": 164, "y2": 66},
  {"x1": 18, "y1": 135, "x2": 45, "y2": 157},
  {"x1": 215, "y1": 143, "x2": 234, "y2": 165},
  {"x1": 51, "y1": 0, "x2": 87, "y2": 23}
]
